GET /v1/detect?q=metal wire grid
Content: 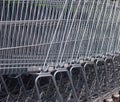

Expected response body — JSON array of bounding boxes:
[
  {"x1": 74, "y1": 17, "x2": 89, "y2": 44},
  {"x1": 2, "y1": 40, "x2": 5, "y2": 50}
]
[
  {"x1": 0, "y1": 0, "x2": 120, "y2": 102},
  {"x1": 0, "y1": 56, "x2": 120, "y2": 102},
  {"x1": 0, "y1": 0, "x2": 119, "y2": 70}
]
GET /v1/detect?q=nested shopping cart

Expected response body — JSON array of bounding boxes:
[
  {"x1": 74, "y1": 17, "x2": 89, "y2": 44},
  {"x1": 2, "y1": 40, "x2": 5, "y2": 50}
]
[{"x1": 0, "y1": 0, "x2": 120, "y2": 102}]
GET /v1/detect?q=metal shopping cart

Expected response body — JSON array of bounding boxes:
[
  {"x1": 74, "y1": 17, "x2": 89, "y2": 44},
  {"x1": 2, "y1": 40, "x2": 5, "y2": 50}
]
[{"x1": 0, "y1": 0, "x2": 120, "y2": 102}]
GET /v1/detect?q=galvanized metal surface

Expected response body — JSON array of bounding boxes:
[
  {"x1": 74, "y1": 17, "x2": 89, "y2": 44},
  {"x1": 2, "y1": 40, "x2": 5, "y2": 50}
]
[{"x1": 0, "y1": 0, "x2": 120, "y2": 102}]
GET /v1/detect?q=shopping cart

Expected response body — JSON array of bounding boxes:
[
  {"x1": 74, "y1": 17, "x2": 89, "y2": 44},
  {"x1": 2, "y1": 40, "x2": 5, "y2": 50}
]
[{"x1": 0, "y1": 0, "x2": 120, "y2": 102}]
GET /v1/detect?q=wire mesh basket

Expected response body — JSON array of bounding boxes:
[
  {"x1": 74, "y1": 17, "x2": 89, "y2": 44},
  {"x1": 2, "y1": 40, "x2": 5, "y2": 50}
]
[{"x1": 0, "y1": 0, "x2": 120, "y2": 102}]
